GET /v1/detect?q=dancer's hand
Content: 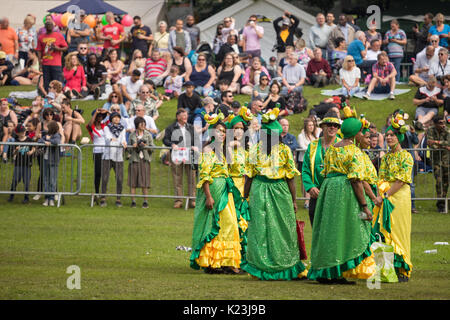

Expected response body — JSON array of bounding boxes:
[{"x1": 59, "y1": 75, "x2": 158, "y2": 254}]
[
  {"x1": 293, "y1": 201, "x2": 298, "y2": 213},
  {"x1": 363, "y1": 207, "x2": 373, "y2": 221},
  {"x1": 206, "y1": 196, "x2": 215, "y2": 210}
]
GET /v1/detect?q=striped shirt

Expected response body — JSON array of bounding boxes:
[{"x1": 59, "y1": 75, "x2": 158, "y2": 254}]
[
  {"x1": 144, "y1": 58, "x2": 167, "y2": 79},
  {"x1": 383, "y1": 29, "x2": 406, "y2": 58}
]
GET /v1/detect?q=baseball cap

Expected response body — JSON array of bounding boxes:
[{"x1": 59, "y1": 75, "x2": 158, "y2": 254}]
[
  {"x1": 231, "y1": 101, "x2": 241, "y2": 108},
  {"x1": 282, "y1": 18, "x2": 291, "y2": 25},
  {"x1": 183, "y1": 81, "x2": 195, "y2": 87},
  {"x1": 79, "y1": 9, "x2": 86, "y2": 16}
]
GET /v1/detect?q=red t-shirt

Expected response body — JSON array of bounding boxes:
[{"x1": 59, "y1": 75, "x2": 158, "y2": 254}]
[
  {"x1": 36, "y1": 32, "x2": 68, "y2": 66},
  {"x1": 102, "y1": 23, "x2": 125, "y2": 49}
]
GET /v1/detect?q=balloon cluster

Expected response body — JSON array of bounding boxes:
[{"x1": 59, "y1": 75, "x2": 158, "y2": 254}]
[
  {"x1": 261, "y1": 107, "x2": 280, "y2": 123},
  {"x1": 48, "y1": 12, "x2": 133, "y2": 28},
  {"x1": 359, "y1": 114, "x2": 370, "y2": 130},
  {"x1": 391, "y1": 112, "x2": 409, "y2": 134}
]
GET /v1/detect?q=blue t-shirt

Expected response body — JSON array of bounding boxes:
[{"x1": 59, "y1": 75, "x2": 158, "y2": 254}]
[
  {"x1": 347, "y1": 40, "x2": 365, "y2": 65},
  {"x1": 429, "y1": 24, "x2": 450, "y2": 48}
]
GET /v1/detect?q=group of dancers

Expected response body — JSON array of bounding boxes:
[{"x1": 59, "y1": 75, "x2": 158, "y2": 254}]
[{"x1": 189, "y1": 104, "x2": 413, "y2": 284}]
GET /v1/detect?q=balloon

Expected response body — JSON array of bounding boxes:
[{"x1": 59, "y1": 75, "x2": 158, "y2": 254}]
[
  {"x1": 61, "y1": 12, "x2": 74, "y2": 27},
  {"x1": 84, "y1": 15, "x2": 96, "y2": 28},
  {"x1": 53, "y1": 14, "x2": 62, "y2": 28},
  {"x1": 121, "y1": 14, "x2": 133, "y2": 27},
  {"x1": 102, "y1": 15, "x2": 108, "y2": 26}
]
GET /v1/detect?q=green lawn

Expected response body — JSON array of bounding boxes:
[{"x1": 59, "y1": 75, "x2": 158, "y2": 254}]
[{"x1": 0, "y1": 84, "x2": 449, "y2": 300}]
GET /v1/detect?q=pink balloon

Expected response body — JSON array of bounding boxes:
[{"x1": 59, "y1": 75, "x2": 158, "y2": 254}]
[
  {"x1": 53, "y1": 14, "x2": 62, "y2": 28},
  {"x1": 121, "y1": 14, "x2": 133, "y2": 27}
]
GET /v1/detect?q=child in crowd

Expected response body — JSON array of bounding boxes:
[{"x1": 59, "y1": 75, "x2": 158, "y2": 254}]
[
  {"x1": 8, "y1": 124, "x2": 34, "y2": 204},
  {"x1": 163, "y1": 65, "x2": 183, "y2": 100},
  {"x1": 266, "y1": 56, "x2": 278, "y2": 79},
  {"x1": 101, "y1": 112, "x2": 127, "y2": 208}
]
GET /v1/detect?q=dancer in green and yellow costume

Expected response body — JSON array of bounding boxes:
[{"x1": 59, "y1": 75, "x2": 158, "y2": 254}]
[
  {"x1": 240, "y1": 108, "x2": 307, "y2": 280},
  {"x1": 373, "y1": 112, "x2": 414, "y2": 282}
]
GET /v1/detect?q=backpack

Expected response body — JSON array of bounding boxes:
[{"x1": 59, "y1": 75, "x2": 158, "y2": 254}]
[{"x1": 285, "y1": 91, "x2": 307, "y2": 114}]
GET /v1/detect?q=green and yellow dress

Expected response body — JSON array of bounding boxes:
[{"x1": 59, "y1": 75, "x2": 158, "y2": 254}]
[
  {"x1": 240, "y1": 142, "x2": 307, "y2": 280},
  {"x1": 373, "y1": 149, "x2": 414, "y2": 278},
  {"x1": 190, "y1": 150, "x2": 243, "y2": 270},
  {"x1": 308, "y1": 144, "x2": 376, "y2": 281}
]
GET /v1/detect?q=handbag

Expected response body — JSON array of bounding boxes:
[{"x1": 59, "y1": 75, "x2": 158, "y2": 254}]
[{"x1": 296, "y1": 220, "x2": 308, "y2": 260}]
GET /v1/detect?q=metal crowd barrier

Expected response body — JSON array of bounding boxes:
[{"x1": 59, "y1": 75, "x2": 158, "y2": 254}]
[{"x1": 1, "y1": 142, "x2": 448, "y2": 212}]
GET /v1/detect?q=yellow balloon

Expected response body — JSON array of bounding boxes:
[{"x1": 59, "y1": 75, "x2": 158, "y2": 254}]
[{"x1": 61, "y1": 12, "x2": 74, "y2": 27}]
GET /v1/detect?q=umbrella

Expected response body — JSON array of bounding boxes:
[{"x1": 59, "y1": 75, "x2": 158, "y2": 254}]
[{"x1": 48, "y1": 0, "x2": 127, "y2": 15}]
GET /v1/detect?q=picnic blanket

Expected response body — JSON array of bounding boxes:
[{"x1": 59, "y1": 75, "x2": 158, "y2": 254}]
[{"x1": 321, "y1": 87, "x2": 411, "y2": 100}]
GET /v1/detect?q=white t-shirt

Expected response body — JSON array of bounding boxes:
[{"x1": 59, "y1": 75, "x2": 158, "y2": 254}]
[
  {"x1": 119, "y1": 76, "x2": 144, "y2": 101},
  {"x1": 339, "y1": 67, "x2": 361, "y2": 87},
  {"x1": 91, "y1": 127, "x2": 106, "y2": 154},
  {"x1": 366, "y1": 49, "x2": 381, "y2": 61},
  {"x1": 128, "y1": 115, "x2": 158, "y2": 133},
  {"x1": 414, "y1": 50, "x2": 433, "y2": 81},
  {"x1": 428, "y1": 61, "x2": 450, "y2": 78}
]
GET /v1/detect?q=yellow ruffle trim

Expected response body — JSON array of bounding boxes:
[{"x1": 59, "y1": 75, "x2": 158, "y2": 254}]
[
  {"x1": 195, "y1": 238, "x2": 242, "y2": 269},
  {"x1": 238, "y1": 217, "x2": 248, "y2": 233},
  {"x1": 342, "y1": 253, "x2": 377, "y2": 280}
]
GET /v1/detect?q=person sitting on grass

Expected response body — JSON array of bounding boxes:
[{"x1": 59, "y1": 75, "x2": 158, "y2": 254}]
[
  {"x1": 363, "y1": 51, "x2": 397, "y2": 100},
  {"x1": 163, "y1": 65, "x2": 183, "y2": 100},
  {"x1": 413, "y1": 76, "x2": 444, "y2": 131},
  {"x1": 63, "y1": 52, "x2": 88, "y2": 99},
  {"x1": 61, "y1": 98, "x2": 85, "y2": 144}
]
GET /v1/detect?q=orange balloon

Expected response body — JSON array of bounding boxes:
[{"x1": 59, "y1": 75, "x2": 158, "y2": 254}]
[
  {"x1": 84, "y1": 15, "x2": 96, "y2": 28},
  {"x1": 61, "y1": 12, "x2": 74, "y2": 27}
]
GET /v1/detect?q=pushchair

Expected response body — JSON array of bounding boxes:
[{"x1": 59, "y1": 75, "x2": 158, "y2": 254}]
[{"x1": 190, "y1": 42, "x2": 216, "y2": 67}]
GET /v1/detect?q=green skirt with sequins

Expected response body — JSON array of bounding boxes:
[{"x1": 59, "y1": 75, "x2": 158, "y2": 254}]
[{"x1": 240, "y1": 175, "x2": 306, "y2": 280}]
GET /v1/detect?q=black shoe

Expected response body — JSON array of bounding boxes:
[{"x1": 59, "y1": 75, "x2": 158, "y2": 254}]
[
  {"x1": 115, "y1": 200, "x2": 122, "y2": 208},
  {"x1": 142, "y1": 201, "x2": 149, "y2": 209},
  {"x1": 64, "y1": 90, "x2": 72, "y2": 99},
  {"x1": 317, "y1": 278, "x2": 334, "y2": 284},
  {"x1": 332, "y1": 278, "x2": 356, "y2": 285},
  {"x1": 398, "y1": 274, "x2": 409, "y2": 283},
  {"x1": 22, "y1": 198, "x2": 29, "y2": 204},
  {"x1": 131, "y1": 201, "x2": 137, "y2": 208},
  {"x1": 204, "y1": 267, "x2": 224, "y2": 274},
  {"x1": 93, "y1": 87, "x2": 101, "y2": 100},
  {"x1": 413, "y1": 120, "x2": 424, "y2": 131},
  {"x1": 71, "y1": 89, "x2": 82, "y2": 99},
  {"x1": 7, "y1": 195, "x2": 13, "y2": 202}
]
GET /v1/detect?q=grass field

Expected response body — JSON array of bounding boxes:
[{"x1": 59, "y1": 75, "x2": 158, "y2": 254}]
[{"x1": 0, "y1": 84, "x2": 449, "y2": 300}]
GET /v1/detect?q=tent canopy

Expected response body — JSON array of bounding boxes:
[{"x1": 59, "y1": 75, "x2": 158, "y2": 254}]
[{"x1": 48, "y1": 0, "x2": 127, "y2": 15}]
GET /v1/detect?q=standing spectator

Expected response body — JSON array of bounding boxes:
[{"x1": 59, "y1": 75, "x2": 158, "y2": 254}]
[
  {"x1": 153, "y1": 21, "x2": 170, "y2": 54},
  {"x1": 326, "y1": 13, "x2": 336, "y2": 28},
  {"x1": 273, "y1": 11, "x2": 300, "y2": 61},
  {"x1": 216, "y1": 52, "x2": 242, "y2": 93},
  {"x1": 363, "y1": 51, "x2": 397, "y2": 100},
  {"x1": 38, "y1": 120, "x2": 61, "y2": 207},
  {"x1": 163, "y1": 108, "x2": 197, "y2": 209},
  {"x1": 168, "y1": 19, "x2": 191, "y2": 56},
  {"x1": 365, "y1": 23, "x2": 382, "y2": 44},
  {"x1": 413, "y1": 76, "x2": 444, "y2": 131},
  {"x1": 101, "y1": 112, "x2": 127, "y2": 207},
  {"x1": 17, "y1": 15, "x2": 36, "y2": 67},
  {"x1": 347, "y1": 31, "x2": 368, "y2": 73},
  {"x1": 212, "y1": 23, "x2": 224, "y2": 56},
  {"x1": 428, "y1": 48, "x2": 450, "y2": 89},
  {"x1": 346, "y1": 15, "x2": 360, "y2": 32},
  {"x1": 36, "y1": 20, "x2": 68, "y2": 92},
  {"x1": 76, "y1": 41, "x2": 89, "y2": 68},
  {"x1": 177, "y1": 81, "x2": 202, "y2": 123},
  {"x1": 339, "y1": 55, "x2": 361, "y2": 97},
  {"x1": 86, "y1": 53, "x2": 107, "y2": 100},
  {"x1": 61, "y1": 98, "x2": 84, "y2": 144},
  {"x1": 383, "y1": 19, "x2": 407, "y2": 82},
  {"x1": 67, "y1": 10, "x2": 91, "y2": 53},
  {"x1": 128, "y1": 116, "x2": 154, "y2": 209},
  {"x1": 428, "y1": 13, "x2": 450, "y2": 49},
  {"x1": 279, "y1": 118, "x2": 299, "y2": 157},
  {"x1": 215, "y1": 34, "x2": 239, "y2": 67},
  {"x1": 171, "y1": 46, "x2": 192, "y2": 79},
  {"x1": 7, "y1": 124, "x2": 34, "y2": 204},
  {"x1": 62, "y1": 52, "x2": 87, "y2": 99},
  {"x1": 241, "y1": 56, "x2": 270, "y2": 95},
  {"x1": 185, "y1": 52, "x2": 216, "y2": 97},
  {"x1": 87, "y1": 108, "x2": 107, "y2": 201},
  {"x1": 118, "y1": 69, "x2": 144, "y2": 111},
  {"x1": 410, "y1": 46, "x2": 435, "y2": 87},
  {"x1": 100, "y1": 12, "x2": 125, "y2": 50},
  {"x1": 221, "y1": 17, "x2": 238, "y2": 44},
  {"x1": 309, "y1": 13, "x2": 332, "y2": 60},
  {"x1": 0, "y1": 51, "x2": 14, "y2": 86},
  {"x1": 426, "y1": 113, "x2": 450, "y2": 213},
  {"x1": 144, "y1": 49, "x2": 169, "y2": 86},
  {"x1": 242, "y1": 15, "x2": 264, "y2": 58},
  {"x1": 328, "y1": 14, "x2": 355, "y2": 52},
  {"x1": 413, "y1": 13, "x2": 434, "y2": 55},
  {"x1": 295, "y1": 39, "x2": 314, "y2": 68},
  {"x1": 129, "y1": 16, "x2": 153, "y2": 58},
  {"x1": 306, "y1": 48, "x2": 332, "y2": 87},
  {"x1": 281, "y1": 53, "x2": 306, "y2": 96},
  {"x1": 185, "y1": 15, "x2": 200, "y2": 57},
  {"x1": 37, "y1": 15, "x2": 59, "y2": 38},
  {"x1": 0, "y1": 17, "x2": 19, "y2": 63}
]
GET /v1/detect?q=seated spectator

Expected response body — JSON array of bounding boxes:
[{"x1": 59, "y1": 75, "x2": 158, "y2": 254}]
[
  {"x1": 163, "y1": 65, "x2": 183, "y2": 100},
  {"x1": 410, "y1": 46, "x2": 435, "y2": 87},
  {"x1": 63, "y1": 52, "x2": 88, "y2": 99},
  {"x1": 177, "y1": 81, "x2": 202, "y2": 124},
  {"x1": 103, "y1": 48, "x2": 124, "y2": 85},
  {"x1": 443, "y1": 75, "x2": 450, "y2": 118},
  {"x1": 279, "y1": 118, "x2": 299, "y2": 158},
  {"x1": 127, "y1": 104, "x2": 158, "y2": 137},
  {"x1": 118, "y1": 69, "x2": 144, "y2": 111},
  {"x1": 413, "y1": 76, "x2": 444, "y2": 130},
  {"x1": 330, "y1": 37, "x2": 347, "y2": 71},
  {"x1": 102, "y1": 91, "x2": 129, "y2": 118},
  {"x1": 266, "y1": 56, "x2": 278, "y2": 79},
  {"x1": 0, "y1": 51, "x2": 14, "y2": 86},
  {"x1": 363, "y1": 51, "x2": 397, "y2": 100},
  {"x1": 339, "y1": 55, "x2": 361, "y2": 97},
  {"x1": 211, "y1": 79, "x2": 230, "y2": 104},
  {"x1": 127, "y1": 49, "x2": 146, "y2": 78},
  {"x1": 61, "y1": 98, "x2": 85, "y2": 143},
  {"x1": 428, "y1": 48, "x2": 450, "y2": 89},
  {"x1": 185, "y1": 53, "x2": 216, "y2": 97},
  {"x1": 363, "y1": 39, "x2": 382, "y2": 78},
  {"x1": 276, "y1": 45, "x2": 295, "y2": 79},
  {"x1": 427, "y1": 13, "x2": 450, "y2": 49},
  {"x1": 128, "y1": 116, "x2": 154, "y2": 209},
  {"x1": 252, "y1": 73, "x2": 270, "y2": 100},
  {"x1": 130, "y1": 84, "x2": 161, "y2": 121},
  {"x1": 215, "y1": 34, "x2": 239, "y2": 67},
  {"x1": 215, "y1": 90, "x2": 234, "y2": 118},
  {"x1": 11, "y1": 49, "x2": 41, "y2": 86},
  {"x1": 216, "y1": 52, "x2": 242, "y2": 93},
  {"x1": 0, "y1": 98, "x2": 18, "y2": 127},
  {"x1": 262, "y1": 81, "x2": 287, "y2": 116},
  {"x1": 306, "y1": 48, "x2": 332, "y2": 87},
  {"x1": 295, "y1": 39, "x2": 314, "y2": 68},
  {"x1": 144, "y1": 49, "x2": 169, "y2": 86},
  {"x1": 241, "y1": 56, "x2": 270, "y2": 95},
  {"x1": 193, "y1": 97, "x2": 216, "y2": 143},
  {"x1": 281, "y1": 52, "x2": 306, "y2": 96},
  {"x1": 86, "y1": 53, "x2": 107, "y2": 100},
  {"x1": 171, "y1": 46, "x2": 192, "y2": 79},
  {"x1": 348, "y1": 31, "x2": 370, "y2": 74}
]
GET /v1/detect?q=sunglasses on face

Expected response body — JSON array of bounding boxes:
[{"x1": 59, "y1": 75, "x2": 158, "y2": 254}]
[
  {"x1": 111, "y1": 95, "x2": 118, "y2": 98},
  {"x1": 431, "y1": 40, "x2": 438, "y2": 43},
  {"x1": 45, "y1": 113, "x2": 54, "y2": 117},
  {"x1": 79, "y1": 47, "x2": 87, "y2": 50},
  {"x1": 141, "y1": 91, "x2": 150, "y2": 94},
  {"x1": 197, "y1": 58, "x2": 206, "y2": 61},
  {"x1": 261, "y1": 78, "x2": 269, "y2": 81},
  {"x1": 325, "y1": 123, "x2": 340, "y2": 128}
]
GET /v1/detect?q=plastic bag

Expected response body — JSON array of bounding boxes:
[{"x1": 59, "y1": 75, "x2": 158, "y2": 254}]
[{"x1": 370, "y1": 238, "x2": 398, "y2": 283}]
